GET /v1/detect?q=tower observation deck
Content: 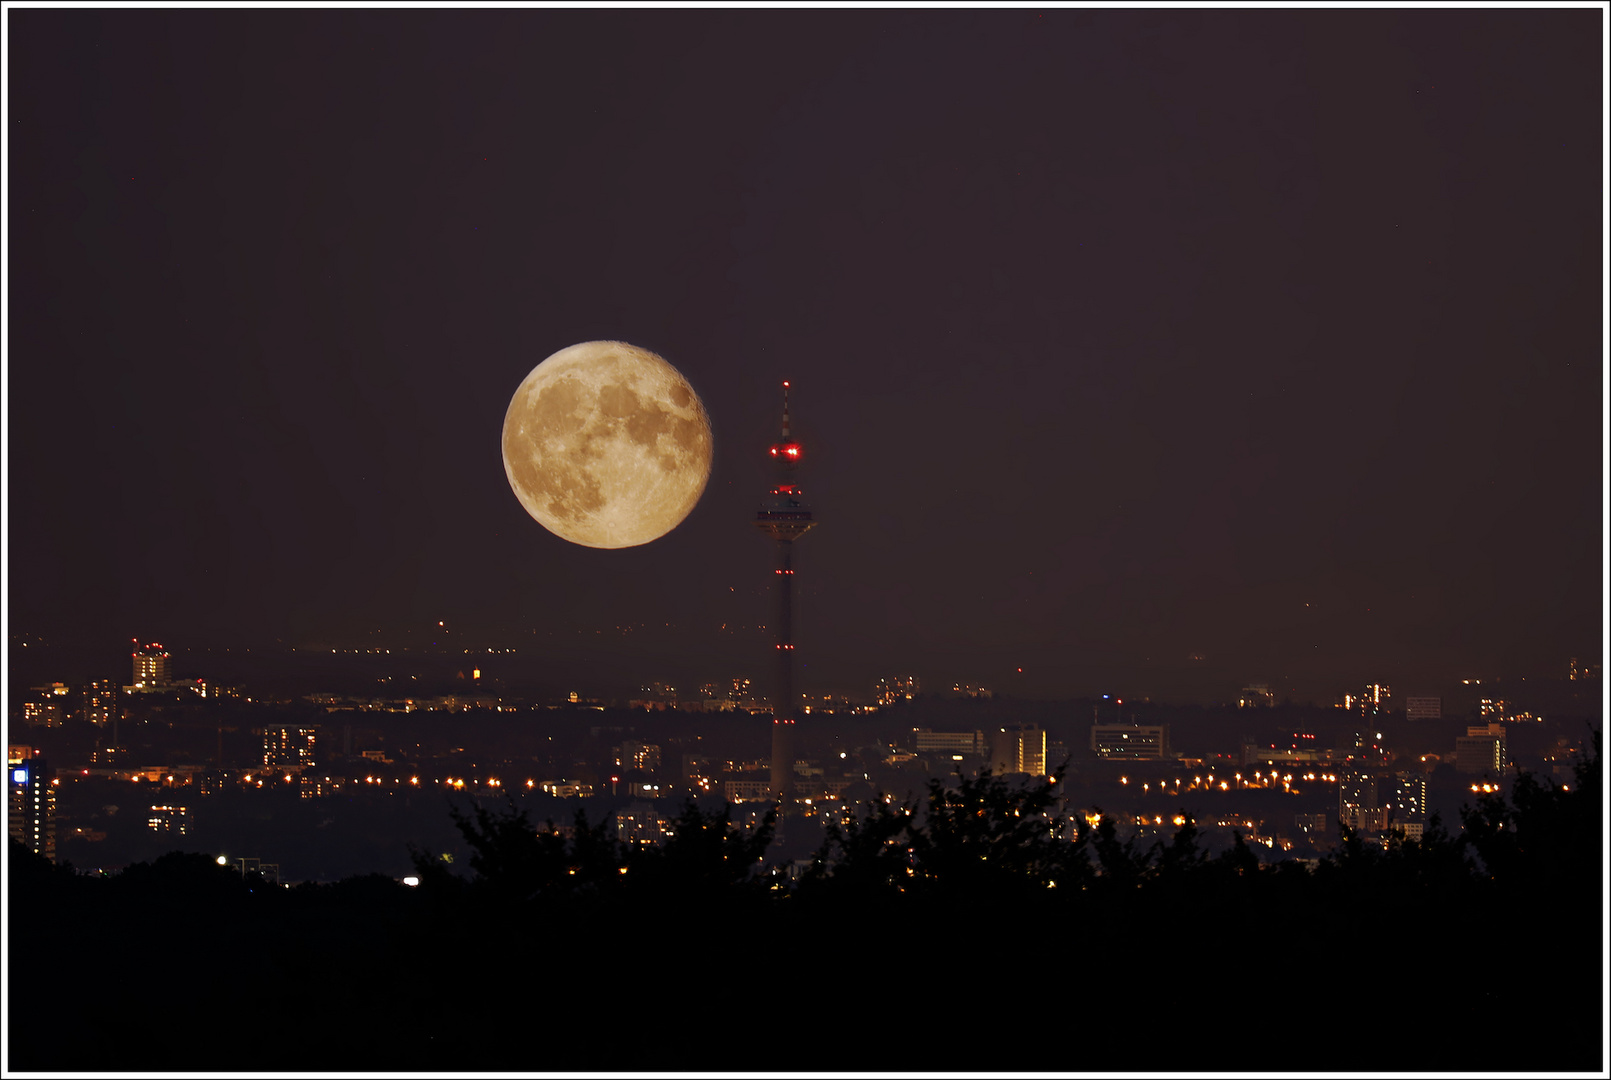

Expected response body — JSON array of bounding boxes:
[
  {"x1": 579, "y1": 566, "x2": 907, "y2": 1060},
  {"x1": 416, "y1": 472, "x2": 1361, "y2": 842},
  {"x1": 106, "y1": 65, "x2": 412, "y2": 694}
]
[{"x1": 755, "y1": 381, "x2": 815, "y2": 805}]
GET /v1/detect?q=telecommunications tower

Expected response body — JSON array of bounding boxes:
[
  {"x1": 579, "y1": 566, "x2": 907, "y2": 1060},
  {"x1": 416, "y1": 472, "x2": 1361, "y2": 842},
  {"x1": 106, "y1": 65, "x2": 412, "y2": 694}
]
[{"x1": 754, "y1": 381, "x2": 816, "y2": 805}]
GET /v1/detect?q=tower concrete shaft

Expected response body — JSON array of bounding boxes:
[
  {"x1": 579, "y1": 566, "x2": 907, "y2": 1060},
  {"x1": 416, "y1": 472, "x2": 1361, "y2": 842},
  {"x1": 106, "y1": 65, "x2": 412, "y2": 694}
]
[{"x1": 754, "y1": 381, "x2": 815, "y2": 804}]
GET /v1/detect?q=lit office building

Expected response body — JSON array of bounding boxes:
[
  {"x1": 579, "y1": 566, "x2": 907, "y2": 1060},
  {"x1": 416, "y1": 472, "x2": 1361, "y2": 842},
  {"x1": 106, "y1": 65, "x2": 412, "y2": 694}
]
[
  {"x1": 914, "y1": 729, "x2": 986, "y2": 755},
  {"x1": 1455, "y1": 724, "x2": 1507, "y2": 776},
  {"x1": 1242, "y1": 730, "x2": 1327, "y2": 767},
  {"x1": 1090, "y1": 724, "x2": 1170, "y2": 761},
  {"x1": 1404, "y1": 696, "x2": 1441, "y2": 721},
  {"x1": 990, "y1": 726, "x2": 1048, "y2": 776}
]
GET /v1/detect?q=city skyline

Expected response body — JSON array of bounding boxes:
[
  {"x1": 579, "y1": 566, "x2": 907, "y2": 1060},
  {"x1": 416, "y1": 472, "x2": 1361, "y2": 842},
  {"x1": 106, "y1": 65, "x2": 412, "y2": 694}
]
[{"x1": 7, "y1": 7, "x2": 1605, "y2": 708}]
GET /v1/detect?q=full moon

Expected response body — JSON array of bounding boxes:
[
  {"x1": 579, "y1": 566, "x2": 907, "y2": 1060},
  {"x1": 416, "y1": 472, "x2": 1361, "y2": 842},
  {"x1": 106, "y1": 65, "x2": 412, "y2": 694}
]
[{"x1": 501, "y1": 341, "x2": 713, "y2": 549}]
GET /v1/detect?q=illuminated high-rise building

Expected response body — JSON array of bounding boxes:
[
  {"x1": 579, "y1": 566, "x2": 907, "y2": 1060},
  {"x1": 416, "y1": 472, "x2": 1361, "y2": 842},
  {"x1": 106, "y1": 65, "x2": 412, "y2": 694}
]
[
  {"x1": 8, "y1": 748, "x2": 56, "y2": 862},
  {"x1": 263, "y1": 725, "x2": 318, "y2": 771},
  {"x1": 83, "y1": 679, "x2": 118, "y2": 726},
  {"x1": 132, "y1": 641, "x2": 171, "y2": 691},
  {"x1": 1387, "y1": 772, "x2": 1428, "y2": 822},
  {"x1": 1455, "y1": 724, "x2": 1507, "y2": 776},
  {"x1": 1338, "y1": 767, "x2": 1384, "y2": 834},
  {"x1": 754, "y1": 381, "x2": 816, "y2": 804},
  {"x1": 990, "y1": 726, "x2": 1048, "y2": 777}
]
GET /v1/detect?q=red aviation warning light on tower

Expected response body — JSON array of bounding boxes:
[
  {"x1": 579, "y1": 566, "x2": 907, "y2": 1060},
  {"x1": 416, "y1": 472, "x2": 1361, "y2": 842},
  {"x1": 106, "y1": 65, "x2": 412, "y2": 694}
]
[{"x1": 754, "y1": 381, "x2": 816, "y2": 806}]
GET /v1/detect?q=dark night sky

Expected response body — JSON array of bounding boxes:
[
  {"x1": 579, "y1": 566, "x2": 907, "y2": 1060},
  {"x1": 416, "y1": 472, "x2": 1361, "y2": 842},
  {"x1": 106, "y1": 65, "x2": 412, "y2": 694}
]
[{"x1": 7, "y1": 8, "x2": 1605, "y2": 704}]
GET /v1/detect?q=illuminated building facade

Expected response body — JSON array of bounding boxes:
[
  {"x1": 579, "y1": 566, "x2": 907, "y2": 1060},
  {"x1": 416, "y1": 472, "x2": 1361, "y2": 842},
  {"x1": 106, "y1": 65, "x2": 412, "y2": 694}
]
[
  {"x1": 1455, "y1": 724, "x2": 1507, "y2": 776},
  {"x1": 132, "y1": 642, "x2": 172, "y2": 691},
  {"x1": 83, "y1": 679, "x2": 118, "y2": 726},
  {"x1": 1237, "y1": 683, "x2": 1274, "y2": 708},
  {"x1": 147, "y1": 805, "x2": 192, "y2": 836},
  {"x1": 724, "y1": 776, "x2": 772, "y2": 803},
  {"x1": 614, "y1": 802, "x2": 671, "y2": 845},
  {"x1": 1338, "y1": 768, "x2": 1384, "y2": 833},
  {"x1": 1404, "y1": 696, "x2": 1441, "y2": 721},
  {"x1": 913, "y1": 729, "x2": 986, "y2": 755},
  {"x1": 1385, "y1": 772, "x2": 1428, "y2": 839},
  {"x1": 8, "y1": 749, "x2": 56, "y2": 862},
  {"x1": 1090, "y1": 724, "x2": 1169, "y2": 760},
  {"x1": 263, "y1": 725, "x2": 318, "y2": 771},
  {"x1": 1242, "y1": 730, "x2": 1327, "y2": 767},
  {"x1": 754, "y1": 381, "x2": 816, "y2": 804},
  {"x1": 22, "y1": 683, "x2": 69, "y2": 727},
  {"x1": 990, "y1": 726, "x2": 1048, "y2": 776},
  {"x1": 617, "y1": 741, "x2": 662, "y2": 772}
]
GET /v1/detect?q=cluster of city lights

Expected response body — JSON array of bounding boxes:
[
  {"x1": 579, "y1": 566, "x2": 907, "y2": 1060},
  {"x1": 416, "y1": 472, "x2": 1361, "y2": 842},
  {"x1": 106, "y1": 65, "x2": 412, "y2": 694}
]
[
  {"x1": 1119, "y1": 770, "x2": 1336, "y2": 796},
  {"x1": 169, "y1": 773, "x2": 576, "y2": 792}
]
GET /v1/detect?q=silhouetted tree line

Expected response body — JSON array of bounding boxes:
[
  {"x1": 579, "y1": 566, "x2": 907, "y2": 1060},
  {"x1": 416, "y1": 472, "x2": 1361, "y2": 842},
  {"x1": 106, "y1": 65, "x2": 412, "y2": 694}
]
[{"x1": 9, "y1": 738, "x2": 1601, "y2": 1073}]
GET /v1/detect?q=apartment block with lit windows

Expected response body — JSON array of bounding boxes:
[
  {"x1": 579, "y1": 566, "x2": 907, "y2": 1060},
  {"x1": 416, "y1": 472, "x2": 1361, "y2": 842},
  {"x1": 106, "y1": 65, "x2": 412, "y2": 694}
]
[
  {"x1": 8, "y1": 749, "x2": 55, "y2": 862},
  {"x1": 263, "y1": 725, "x2": 318, "y2": 771}
]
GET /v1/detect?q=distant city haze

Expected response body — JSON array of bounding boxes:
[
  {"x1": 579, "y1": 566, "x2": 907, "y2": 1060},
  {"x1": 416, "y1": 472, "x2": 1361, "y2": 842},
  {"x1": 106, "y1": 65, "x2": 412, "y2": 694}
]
[{"x1": 7, "y1": 9, "x2": 1603, "y2": 709}]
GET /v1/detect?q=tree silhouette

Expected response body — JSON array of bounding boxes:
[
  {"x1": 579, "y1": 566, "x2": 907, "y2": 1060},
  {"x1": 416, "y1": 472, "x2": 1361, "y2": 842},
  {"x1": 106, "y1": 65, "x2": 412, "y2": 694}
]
[
  {"x1": 1090, "y1": 809, "x2": 1148, "y2": 891},
  {"x1": 1152, "y1": 810, "x2": 1208, "y2": 881},
  {"x1": 906, "y1": 767, "x2": 1083, "y2": 899},
  {"x1": 7, "y1": 743, "x2": 1601, "y2": 1074},
  {"x1": 411, "y1": 797, "x2": 625, "y2": 908},
  {"x1": 1461, "y1": 730, "x2": 1600, "y2": 897},
  {"x1": 633, "y1": 799, "x2": 776, "y2": 901},
  {"x1": 797, "y1": 793, "x2": 914, "y2": 902}
]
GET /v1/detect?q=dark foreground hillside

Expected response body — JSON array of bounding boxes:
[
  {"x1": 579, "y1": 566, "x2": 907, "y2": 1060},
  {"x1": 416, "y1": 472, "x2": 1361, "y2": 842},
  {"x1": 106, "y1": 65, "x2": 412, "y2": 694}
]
[{"x1": 9, "y1": 752, "x2": 1603, "y2": 1073}]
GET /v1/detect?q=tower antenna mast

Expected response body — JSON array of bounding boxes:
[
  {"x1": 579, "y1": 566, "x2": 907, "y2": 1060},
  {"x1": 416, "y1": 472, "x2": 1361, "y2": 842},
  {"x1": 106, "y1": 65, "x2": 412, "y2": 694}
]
[{"x1": 754, "y1": 381, "x2": 816, "y2": 807}]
